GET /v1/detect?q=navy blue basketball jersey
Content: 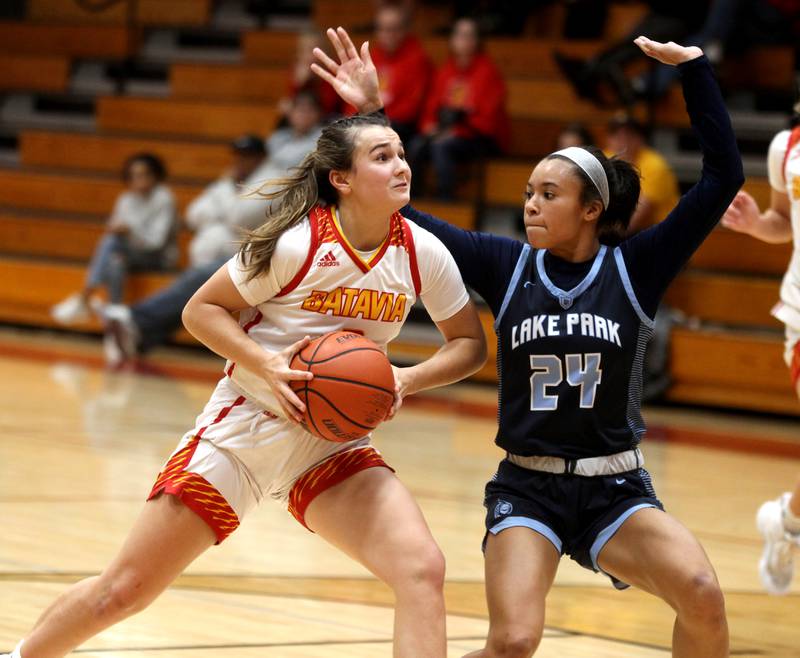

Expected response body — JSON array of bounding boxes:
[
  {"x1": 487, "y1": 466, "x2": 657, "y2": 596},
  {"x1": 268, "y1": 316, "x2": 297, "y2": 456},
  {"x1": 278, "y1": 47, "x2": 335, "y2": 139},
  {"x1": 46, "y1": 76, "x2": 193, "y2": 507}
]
[{"x1": 494, "y1": 244, "x2": 654, "y2": 459}]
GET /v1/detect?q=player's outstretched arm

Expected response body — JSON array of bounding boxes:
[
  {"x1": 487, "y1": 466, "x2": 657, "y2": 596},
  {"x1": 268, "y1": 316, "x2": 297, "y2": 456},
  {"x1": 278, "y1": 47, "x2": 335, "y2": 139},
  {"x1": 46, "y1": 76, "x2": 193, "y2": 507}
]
[
  {"x1": 310, "y1": 27, "x2": 383, "y2": 114},
  {"x1": 386, "y1": 300, "x2": 487, "y2": 420},
  {"x1": 722, "y1": 190, "x2": 793, "y2": 244}
]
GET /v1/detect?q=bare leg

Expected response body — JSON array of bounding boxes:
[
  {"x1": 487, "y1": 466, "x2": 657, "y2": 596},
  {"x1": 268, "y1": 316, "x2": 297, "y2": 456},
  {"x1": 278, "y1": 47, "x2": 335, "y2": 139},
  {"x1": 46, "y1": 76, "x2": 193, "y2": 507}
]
[
  {"x1": 304, "y1": 468, "x2": 446, "y2": 658},
  {"x1": 21, "y1": 495, "x2": 215, "y2": 658},
  {"x1": 598, "y1": 507, "x2": 728, "y2": 658},
  {"x1": 462, "y1": 529, "x2": 560, "y2": 658}
]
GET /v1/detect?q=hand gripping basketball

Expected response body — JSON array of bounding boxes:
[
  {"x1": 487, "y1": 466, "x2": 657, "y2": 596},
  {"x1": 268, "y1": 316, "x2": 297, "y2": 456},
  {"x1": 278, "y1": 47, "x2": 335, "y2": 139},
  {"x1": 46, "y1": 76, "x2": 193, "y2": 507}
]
[{"x1": 289, "y1": 331, "x2": 396, "y2": 442}]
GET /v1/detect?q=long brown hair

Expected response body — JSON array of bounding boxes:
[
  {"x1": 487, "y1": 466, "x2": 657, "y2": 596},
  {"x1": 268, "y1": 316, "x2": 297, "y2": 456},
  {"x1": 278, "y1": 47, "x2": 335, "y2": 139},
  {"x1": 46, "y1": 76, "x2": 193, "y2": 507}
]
[{"x1": 241, "y1": 113, "x2": 390, "y2": 280}]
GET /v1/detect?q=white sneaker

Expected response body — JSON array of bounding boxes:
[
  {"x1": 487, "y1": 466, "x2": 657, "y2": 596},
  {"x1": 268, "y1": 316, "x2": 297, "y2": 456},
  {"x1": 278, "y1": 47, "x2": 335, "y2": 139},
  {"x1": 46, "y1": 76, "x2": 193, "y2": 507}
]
[
  {"x1": 51, "y1": 293, "x2": 90, "y2": 325},
  {"x1": 101, "y1": 304, "x2": 139, "y2": 366},
  {"x1": 103, "y1": 331, "x2": 124, "y2": 368},
  {"x1": 756, "y1": 493, "x2": 800, "y2": 595}
]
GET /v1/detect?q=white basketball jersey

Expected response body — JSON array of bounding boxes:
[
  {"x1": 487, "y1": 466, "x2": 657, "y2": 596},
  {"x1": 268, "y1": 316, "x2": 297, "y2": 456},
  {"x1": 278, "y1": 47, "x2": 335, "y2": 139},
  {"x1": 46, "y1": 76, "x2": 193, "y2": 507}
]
[
  {"x1": 767, "y1": 128, "x2": 800, "y2": 331},
  {"x1": 225, "y1": 204, "x2": 470, "y2": 413}
]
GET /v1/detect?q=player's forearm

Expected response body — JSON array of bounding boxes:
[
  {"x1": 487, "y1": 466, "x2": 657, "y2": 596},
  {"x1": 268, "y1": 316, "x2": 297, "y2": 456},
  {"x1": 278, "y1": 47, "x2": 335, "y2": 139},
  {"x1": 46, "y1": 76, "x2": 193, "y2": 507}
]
[
  {"x1": 750, "y1": 209, "x2": 793, "y2": 243},
  {"x1": 402, "y1": 335, "x2": 487, "y2": 396},
  {"x1": 182, "y1": 301, "x2": 271, "y2": 373}
]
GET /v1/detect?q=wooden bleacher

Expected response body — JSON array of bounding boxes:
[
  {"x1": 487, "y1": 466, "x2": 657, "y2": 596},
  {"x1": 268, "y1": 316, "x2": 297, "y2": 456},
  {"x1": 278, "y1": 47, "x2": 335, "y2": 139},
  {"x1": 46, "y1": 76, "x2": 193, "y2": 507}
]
[
  {"x1": 724, "y1": 46, "x2": 796, "y2": 91},
  {"x1": 0, "y1": 22, "x2": 138, "y2": 58},
  {"x1": 0, "y1": 212, "x2": 105, "y2": 262},
  {"x1": 27, "y1": 0, "x2": 211, "y2": 26},
  {"x1": 0, "y1": 212, "x2": 194, "y2": 266},
  {"x1": 0, "y1": 54, "x2": 69, "y2": 92},
  {"x1": 241, "y1": 31, "x2": 303, "y2": 66},
  {"x1": 691, "y1": 228, "x2": 792, "y2": 276},
  {"x1": 664, "y1": 272, "x2": 782, "y2": 329},
  {"x1": 411, "y1": 200, "x2": 477, "y2": 231},
  {"x1": 97, "y1": 97, "x2": 278, "y2": 140},
  {"x1": 669, "y1": 328, "x2": 796, "y2": 416},
  {"x1": 0, "y1": 257, "x2": 175, "y2": 332},
  {"x1": 0, "y1": 170, "x2": 201, "y2": 215},
  {"x1": 170, "y1": 63, "x2": 287, "y2": 102},
  {"x1": 19, "y1": 131, "x2": 229, "y2": 181}
]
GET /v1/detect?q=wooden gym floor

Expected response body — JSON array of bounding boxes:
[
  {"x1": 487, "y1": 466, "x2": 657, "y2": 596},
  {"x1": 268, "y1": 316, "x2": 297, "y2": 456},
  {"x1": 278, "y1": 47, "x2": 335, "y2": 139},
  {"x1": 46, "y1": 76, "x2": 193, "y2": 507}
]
[{"x1": 1, "y1": 327, "x2": 799, "y2": 657}]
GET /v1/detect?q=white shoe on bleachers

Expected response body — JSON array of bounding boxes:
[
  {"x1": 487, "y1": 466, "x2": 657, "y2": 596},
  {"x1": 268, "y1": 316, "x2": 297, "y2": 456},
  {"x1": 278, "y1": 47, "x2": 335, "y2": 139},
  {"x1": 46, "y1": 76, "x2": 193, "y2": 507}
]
[{"x1": 51, "y1": 293, "x2": 90, "y2": 325}]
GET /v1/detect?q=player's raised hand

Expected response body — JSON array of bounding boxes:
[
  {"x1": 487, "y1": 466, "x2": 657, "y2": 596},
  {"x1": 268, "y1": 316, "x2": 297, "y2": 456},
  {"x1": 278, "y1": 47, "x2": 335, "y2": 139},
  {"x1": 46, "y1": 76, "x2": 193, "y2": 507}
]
[
  {"x1": 634, "y1": 36, "x2": 703, "y2": 66},
  {"x1": 310, "y1": 27, "x2": 383, "y2": 113},
  {"x1": 261, "y1": 335, "x2": 314, "y2": 423},
  {"x1": 721, "y1": 190, "x2": 762, "y2": 235}
]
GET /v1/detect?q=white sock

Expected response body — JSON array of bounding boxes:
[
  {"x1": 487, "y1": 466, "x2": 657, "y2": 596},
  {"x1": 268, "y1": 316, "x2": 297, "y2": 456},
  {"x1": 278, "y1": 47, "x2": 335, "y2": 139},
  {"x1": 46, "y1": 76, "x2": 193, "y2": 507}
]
[
  {"x1": 785, "y1": 497, "x2": 800, "y2": 535},
  {"x1": 11, "y1": 640, "x2": 23, "y2": 658}
]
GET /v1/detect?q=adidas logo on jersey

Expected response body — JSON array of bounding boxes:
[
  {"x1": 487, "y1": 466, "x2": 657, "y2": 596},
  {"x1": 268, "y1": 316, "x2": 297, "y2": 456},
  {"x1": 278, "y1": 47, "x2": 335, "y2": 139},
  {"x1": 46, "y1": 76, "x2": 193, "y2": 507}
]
[{"x1": 317, "y1": 250, "x2": 340, "y2": 267}]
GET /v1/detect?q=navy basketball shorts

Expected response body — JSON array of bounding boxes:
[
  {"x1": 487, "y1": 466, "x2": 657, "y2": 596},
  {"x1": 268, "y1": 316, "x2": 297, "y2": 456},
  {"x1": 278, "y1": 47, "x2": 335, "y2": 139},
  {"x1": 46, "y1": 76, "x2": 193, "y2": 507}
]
[{"x1": 483, "y1": 458, "x2": 664, "y2": 589}]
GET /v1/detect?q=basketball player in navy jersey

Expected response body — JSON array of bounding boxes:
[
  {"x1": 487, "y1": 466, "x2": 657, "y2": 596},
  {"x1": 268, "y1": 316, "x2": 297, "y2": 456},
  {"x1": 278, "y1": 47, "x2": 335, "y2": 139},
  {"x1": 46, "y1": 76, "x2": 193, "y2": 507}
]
[{"x1": 315, "y1": 28, "x2": 743, "y2": 657}]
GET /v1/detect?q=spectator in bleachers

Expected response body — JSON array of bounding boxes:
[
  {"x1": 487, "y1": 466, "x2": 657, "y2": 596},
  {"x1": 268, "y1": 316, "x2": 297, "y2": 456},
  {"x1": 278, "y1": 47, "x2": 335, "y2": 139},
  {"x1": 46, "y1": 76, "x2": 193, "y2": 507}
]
[
  {"x1": 367, "y1": 3, "x2": 433, "y2": 145},
  {"x1": 408, "y1": 16, "x2": 509, "y2": 201},
  {"x1": 555, "y1": 122, "x2": 595, "y2": 150},
  {"x1": 184, "y1": 135, "x2": 270, "y2": 269},
  {"x1": 264, "y1": 91, "x2": 325, "y2": 181},
  {"x1": 101, "y1": 95, "x2": 324, "y2": 366},
  {"x1": 555, "y1": 1, "x2": 710, "y2": 107},
  {"x1": 557, "y1": 0, "x2": 800, "y2": 107},
  {"x1": 51, "y1": 154, "x2": 176, "y2": 326},
  {"x1": 280, "y1": 30, "x2": 343, "y2": 120},
  {"x1": 605, "y1": 113, "x2": 679, "y2": 235}
]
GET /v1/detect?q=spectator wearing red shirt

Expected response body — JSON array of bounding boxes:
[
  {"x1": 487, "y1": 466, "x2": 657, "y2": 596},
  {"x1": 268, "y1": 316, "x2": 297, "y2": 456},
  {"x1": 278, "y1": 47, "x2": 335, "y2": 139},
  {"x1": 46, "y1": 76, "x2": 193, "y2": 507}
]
[
  {"x1": 408, "y1": 17, "x2": 510, "y2": 200},
  {"x1": 368, "y1": 4, "x2": 433, "y2": 145}
]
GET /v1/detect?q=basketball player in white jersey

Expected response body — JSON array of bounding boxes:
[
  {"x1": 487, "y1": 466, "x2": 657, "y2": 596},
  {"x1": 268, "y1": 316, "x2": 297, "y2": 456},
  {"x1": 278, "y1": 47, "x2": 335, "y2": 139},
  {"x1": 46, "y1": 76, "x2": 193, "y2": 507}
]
[
  {"x1": 721, "y1": 103, "x2": 800, "y2": 594},
  {"x1": 2, "y1": 110, "x2": 487, "y2": 657}
]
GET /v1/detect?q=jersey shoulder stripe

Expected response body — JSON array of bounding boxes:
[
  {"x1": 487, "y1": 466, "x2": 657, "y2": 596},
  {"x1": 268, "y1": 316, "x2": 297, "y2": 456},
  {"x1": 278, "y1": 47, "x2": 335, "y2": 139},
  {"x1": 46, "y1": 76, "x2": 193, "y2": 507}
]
[
  {"x1": 275, "y1": 209, "x2": 320, "y2": 297},
  {"x1": 783, "y1": 125, "x2": 800, "y2": 184}
]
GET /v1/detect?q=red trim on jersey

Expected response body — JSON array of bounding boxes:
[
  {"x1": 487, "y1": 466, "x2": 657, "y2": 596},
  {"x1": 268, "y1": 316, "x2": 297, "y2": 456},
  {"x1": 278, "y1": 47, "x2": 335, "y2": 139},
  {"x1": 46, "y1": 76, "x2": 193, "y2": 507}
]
[
  {"x1": 226, "y1": 313, "x2": 263, "y2": 378},
  {"x1": 783, "y1": 126, "x2": 800, "y2": 184},
  {"x1": 147, "y1": 436, "x2": 239, "y2": 543},
  {"x1": 401, "y1": 218, "x2": 422, "y2": 296},
  {"x1": 791, "y1": 341, "x2": 800, "y2": 389},
  {"x1": 367, "y1": 212, "x2": 404, "y2": 268},
  {"x1": 287, "y1": 446, "x2": 394, "y2": 531},
  {"x1": 326, "y1": 206, "x2": 371, "y2": 273},
  {"x1": 195, "y1": 395, "x2": 246, "y2": 439},
  {"x1": 276, "y1": 208, "x2": 321, "y2": 297}
]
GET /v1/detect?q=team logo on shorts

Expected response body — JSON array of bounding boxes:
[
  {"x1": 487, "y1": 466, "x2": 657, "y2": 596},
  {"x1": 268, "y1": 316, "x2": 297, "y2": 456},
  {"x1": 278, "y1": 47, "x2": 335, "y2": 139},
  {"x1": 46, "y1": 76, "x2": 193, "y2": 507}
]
[{"x1": 494, "y1": 500, "x2": 513, "y2": 518}]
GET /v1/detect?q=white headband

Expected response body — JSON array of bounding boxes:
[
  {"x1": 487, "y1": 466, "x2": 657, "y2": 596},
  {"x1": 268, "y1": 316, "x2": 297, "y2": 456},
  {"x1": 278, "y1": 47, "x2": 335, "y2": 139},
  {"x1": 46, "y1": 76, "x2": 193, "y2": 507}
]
[{"x1": 551, "y1": 146, "x2": 609, "y2": 209}]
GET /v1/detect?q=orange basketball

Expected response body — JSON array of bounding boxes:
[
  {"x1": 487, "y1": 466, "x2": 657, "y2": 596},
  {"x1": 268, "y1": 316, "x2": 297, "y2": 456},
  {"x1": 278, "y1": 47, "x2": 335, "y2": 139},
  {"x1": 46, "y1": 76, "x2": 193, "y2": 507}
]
[{"x1": 289, "y1": 331, "x2": 395, "y2": 442}]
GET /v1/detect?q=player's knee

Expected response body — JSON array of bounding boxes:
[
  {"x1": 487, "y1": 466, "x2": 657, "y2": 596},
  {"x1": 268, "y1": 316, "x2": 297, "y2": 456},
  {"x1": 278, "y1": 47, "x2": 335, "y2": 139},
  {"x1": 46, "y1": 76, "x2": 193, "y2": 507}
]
[
  {"x1": 678, "y1": 571, "x2": 726, "y2": 627},
  {"x1": 488, "y1": 628, "x2": 542, "y2": 658},
  {"x1": 413, "y1": 544, "x2": 446, "y2": 590},
  {"x1": 92, "y1": 570, "x2": 155, "y2": 621},
  {"x1": 395, "y1": 543, "x2": 445, "y2": 593}
]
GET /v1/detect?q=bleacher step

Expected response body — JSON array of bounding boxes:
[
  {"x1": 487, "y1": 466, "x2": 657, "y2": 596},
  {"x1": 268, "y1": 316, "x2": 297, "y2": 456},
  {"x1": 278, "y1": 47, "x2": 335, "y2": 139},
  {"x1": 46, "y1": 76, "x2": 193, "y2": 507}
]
[{"x1": 141, "y1": 28, "x2": 242, "y2": 64}]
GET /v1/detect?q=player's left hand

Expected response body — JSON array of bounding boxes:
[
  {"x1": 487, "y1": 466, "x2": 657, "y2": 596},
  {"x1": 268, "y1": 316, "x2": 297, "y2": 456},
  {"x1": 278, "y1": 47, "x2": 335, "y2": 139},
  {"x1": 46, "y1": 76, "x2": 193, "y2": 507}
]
[
  {"x1": 311, "y1": 27, "x2": 383, "y2": 114},
  {"x1": 721, "y1": 190, "x2": 761, "y2": 234},
  {"x1": 634, "y1": 36, "x2": 703, "y2": 66},
  {"x1": 385, "y1": 364, "x2": 410, "y2": 421}
]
